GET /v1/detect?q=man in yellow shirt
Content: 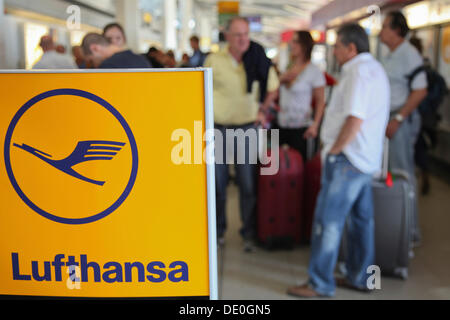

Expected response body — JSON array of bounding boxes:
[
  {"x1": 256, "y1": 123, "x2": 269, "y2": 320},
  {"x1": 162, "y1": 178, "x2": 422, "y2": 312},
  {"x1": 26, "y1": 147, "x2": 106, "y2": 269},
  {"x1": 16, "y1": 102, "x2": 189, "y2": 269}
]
[{"x1": 204, "y1": 17, "x2": 279, "y2": 252}]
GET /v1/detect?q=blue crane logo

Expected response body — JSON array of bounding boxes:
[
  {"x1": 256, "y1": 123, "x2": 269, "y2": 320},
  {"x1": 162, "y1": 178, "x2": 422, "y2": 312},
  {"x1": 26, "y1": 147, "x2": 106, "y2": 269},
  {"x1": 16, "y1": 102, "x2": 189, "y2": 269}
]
[
  {"x1": 13, "y1": 140, "x2": 126, "y2": 186},
  {"x1": 4, "y1": 88, "x2": 138, "y2": 225}
]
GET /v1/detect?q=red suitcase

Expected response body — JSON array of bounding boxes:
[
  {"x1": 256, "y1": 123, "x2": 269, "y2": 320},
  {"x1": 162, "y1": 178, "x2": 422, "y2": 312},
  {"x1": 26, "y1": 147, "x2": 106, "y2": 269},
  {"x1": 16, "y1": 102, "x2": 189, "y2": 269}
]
[
  {"x1": 302, "y1": 152, "x2": 321, "y2": 244},
  {"x1": 257, "y1": 147, "x2": 304, "y2": 249}
]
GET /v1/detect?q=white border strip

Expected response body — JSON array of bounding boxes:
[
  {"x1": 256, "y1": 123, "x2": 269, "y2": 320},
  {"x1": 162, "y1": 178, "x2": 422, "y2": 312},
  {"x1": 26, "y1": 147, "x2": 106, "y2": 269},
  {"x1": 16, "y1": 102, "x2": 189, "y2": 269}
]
[
  {"x1": 0, "y1": 68, "x2": 207, "y2": 74},
  {"x1": 203, "y1": 68, "x2": 218, "y2": 300}
]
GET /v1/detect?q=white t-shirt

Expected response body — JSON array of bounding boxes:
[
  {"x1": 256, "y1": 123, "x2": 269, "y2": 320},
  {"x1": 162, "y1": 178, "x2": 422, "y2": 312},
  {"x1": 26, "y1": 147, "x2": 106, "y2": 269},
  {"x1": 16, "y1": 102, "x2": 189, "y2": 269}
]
[
  {"x1": 321, "y1": 53, "x2": 390, "y2": 174},
  {"x1": 32, "y1": 51, "x2": 78, "y2": 70},
  {"x1": 278, "y1": 63, "x2": 326, "y2": 128},
  {"x1": 381, "y1": 40, "x2": 427, "y2": 111}
]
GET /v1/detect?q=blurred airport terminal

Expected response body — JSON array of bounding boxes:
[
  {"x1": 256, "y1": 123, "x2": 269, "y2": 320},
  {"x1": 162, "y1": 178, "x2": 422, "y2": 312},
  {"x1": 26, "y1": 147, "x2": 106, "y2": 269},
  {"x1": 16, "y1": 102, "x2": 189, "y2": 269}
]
[{"x1": 0, "y1": 0, "x2": 450, "y2": 300}]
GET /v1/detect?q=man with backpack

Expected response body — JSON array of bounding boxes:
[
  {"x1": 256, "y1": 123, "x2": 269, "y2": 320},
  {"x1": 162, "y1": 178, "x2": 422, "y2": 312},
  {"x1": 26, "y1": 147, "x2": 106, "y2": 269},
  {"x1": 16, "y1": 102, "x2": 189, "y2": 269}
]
[
  {"x1": 409, "y1": 36, "x2": 448, "y2": 195},
  {"x1": 379, "y1": 11, "x2": 428, "y2": 246}
]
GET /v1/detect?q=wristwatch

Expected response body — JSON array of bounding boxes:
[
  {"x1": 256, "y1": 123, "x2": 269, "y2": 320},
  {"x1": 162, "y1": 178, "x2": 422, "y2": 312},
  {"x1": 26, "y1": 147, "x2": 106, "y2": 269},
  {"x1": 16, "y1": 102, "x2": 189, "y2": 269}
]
[{"x1": 394, "y1": 113, "x2": 405, "y2": 123}]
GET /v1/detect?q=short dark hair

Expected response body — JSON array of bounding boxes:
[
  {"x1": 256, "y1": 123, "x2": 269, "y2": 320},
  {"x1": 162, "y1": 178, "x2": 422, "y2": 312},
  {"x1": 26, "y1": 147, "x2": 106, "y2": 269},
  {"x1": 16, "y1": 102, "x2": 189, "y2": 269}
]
[
  {"x1": 337, "y1": 23, "x2": 370, "y2": 54},
  {"x1": 295, "y1": 31, "x2": 314, "y2": 61},
  {"x1": 148, "y1": 46, "x2": 159, "y2": 54},
  {"x1": 190, "y1": 35, "x2": 199, "y2": 43},
  {"x1": 81, "y1": 33, "x2": 110, "y2": 55},
  {"x1": 409, "y1": 36, "x2": 423, "y2": 55},
  {"x1": 103, "y1": 22, "x2": 126, "y2": 42},
  {"x1": 387, "y1": 11, "x2": 409, "y2": 38}
]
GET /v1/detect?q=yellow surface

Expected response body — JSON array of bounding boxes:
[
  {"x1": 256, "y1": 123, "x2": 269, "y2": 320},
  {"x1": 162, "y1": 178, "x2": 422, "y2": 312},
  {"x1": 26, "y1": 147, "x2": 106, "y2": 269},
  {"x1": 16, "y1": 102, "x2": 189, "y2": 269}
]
[
  {"x1": 0, "y1": 71, "x2": 210, "y2": 298},
  {"x1": 442, "y1": 26, "x2": 450, "y2": 64},
  {"x1": 217, "y1": 1, "x2": 239, "y2": 14},
  {"x1": 204, "y1": 47, "x2": 279, "y2": 126}
]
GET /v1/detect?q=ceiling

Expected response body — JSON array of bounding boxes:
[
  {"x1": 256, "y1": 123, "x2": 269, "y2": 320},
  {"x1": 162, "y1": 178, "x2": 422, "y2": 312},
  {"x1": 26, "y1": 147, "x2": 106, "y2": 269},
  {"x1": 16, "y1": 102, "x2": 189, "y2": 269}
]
[
  {"x1": 70, "y1": 0, "x2": 117, "y2": 15},
  {"x1": 193, "y1": 0, "x2": 333, "y2": 47},
  {"x1": 68, "y1": 0, "x2": 334, "y2": 48}
]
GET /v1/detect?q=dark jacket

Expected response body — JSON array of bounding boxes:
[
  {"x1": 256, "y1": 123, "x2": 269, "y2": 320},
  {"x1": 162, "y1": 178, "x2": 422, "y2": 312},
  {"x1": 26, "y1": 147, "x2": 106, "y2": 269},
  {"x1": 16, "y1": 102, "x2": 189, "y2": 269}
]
[
  {"x1": 100, "y1": 50, "x2": 151, "y2": 69},
  {"x1": 242, "y1": 41, "x2": 272, "y2": 103}
]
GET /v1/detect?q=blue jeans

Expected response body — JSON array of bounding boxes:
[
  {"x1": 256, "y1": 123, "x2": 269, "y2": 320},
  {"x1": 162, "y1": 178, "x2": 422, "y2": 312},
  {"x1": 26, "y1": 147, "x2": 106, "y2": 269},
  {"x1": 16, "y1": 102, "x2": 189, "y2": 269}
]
[
  {"x1": 389, "y1": 111, "x2": 420, "y2": 178},
  {"x1": 308, "y1": 154, "x2": 375, "y2": 296},
  {"x1": 215, "y1": 123, "x2": 258, "y2": 240},
  {"x1": 389, "y1": 111, "x2": 421, "y2": 242}
]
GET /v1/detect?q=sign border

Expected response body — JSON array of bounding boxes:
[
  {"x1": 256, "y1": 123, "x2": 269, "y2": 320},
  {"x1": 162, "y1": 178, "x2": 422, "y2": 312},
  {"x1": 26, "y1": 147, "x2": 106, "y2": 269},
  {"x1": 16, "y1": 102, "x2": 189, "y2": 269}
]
[{"x1": 0, "y1": 68, "x2": 218, "y2": 300}]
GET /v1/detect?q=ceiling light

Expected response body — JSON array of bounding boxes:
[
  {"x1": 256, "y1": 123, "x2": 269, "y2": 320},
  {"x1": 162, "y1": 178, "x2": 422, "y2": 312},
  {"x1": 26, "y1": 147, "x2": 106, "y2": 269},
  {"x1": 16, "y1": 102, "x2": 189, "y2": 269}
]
[{"x1": 282, "y1": 4, "x2": 309, "y2": 17}]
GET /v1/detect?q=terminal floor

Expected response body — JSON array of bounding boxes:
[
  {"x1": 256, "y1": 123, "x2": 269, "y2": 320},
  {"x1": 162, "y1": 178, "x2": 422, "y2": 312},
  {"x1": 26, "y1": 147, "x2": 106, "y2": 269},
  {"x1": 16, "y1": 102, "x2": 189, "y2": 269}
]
[{"x1": 217, "y1": 175, "x2": 450, "y2": 300}]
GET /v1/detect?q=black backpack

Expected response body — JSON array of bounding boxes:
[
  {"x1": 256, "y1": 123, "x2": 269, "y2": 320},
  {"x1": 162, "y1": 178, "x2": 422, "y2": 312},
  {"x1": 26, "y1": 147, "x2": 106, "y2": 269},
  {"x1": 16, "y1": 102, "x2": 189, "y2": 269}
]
[{"x1": 407, "y1": 65, "x2": 448, "y2": 129}]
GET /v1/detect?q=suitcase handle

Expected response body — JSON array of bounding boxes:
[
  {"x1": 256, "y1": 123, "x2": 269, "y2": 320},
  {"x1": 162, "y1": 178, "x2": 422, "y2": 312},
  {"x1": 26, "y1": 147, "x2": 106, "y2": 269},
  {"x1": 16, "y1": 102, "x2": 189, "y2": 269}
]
[
  {"x1": 390, "y1": 169, "x2": 411, "y2": 182},
  {"x1": 283, "y1": 147, "x2": 290, "y2": 169},
  {"x1": 379, "y1": 139, "x2": 411, "y2": 183},
  {"x1": 374, "y1": 138, "x2": 389, "y2": 182},
  {"x1": 306, "y1": 138, "x2": 315, "y2": 161},
  {"x1": 381, "y1": 138, "x2": 389, "y2": 180}
]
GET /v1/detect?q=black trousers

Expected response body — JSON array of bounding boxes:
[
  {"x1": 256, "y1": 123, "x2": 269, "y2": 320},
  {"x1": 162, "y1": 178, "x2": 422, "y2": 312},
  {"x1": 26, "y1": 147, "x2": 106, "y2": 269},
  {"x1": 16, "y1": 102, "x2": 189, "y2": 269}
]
[{"x1": 276, "y1": 125, "x2": 309, "y2": 160}]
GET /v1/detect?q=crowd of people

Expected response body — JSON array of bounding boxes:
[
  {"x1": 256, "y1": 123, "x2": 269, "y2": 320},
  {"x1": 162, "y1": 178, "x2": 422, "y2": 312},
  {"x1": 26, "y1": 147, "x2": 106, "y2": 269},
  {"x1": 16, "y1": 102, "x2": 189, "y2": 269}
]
[
  {"x1": 31, "y1": 14, "x2": 442, "y2": 299},
  {"x1": 33, "y1": 23, "x2": 209, "y2": 70},
  {"x1": 204, "y1": 13, "x2": 437, "y2": 299}
]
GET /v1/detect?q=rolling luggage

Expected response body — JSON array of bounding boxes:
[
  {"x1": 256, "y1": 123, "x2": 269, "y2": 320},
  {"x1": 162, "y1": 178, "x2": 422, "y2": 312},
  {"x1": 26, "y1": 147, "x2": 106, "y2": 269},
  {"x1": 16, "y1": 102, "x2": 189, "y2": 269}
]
[
  {"x1": 257, "y1": 146, "x2": 304, "y2": 249},
  {"x1": 302, "y1": 148, "x2": 321, "y2": 244},
  {"x1": 372, "y1": 169, "x2": 413, "y2": 279},
  {"x1": 339, "y1": 140, "x2": 414, "y2": 279}
]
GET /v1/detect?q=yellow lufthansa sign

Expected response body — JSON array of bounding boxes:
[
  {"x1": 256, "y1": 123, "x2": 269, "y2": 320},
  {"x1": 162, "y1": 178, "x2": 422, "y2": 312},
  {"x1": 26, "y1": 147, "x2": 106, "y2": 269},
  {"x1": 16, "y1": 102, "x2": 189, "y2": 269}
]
[{"x1": 0, "y1": 69, "x2": 217, "y2": 298}]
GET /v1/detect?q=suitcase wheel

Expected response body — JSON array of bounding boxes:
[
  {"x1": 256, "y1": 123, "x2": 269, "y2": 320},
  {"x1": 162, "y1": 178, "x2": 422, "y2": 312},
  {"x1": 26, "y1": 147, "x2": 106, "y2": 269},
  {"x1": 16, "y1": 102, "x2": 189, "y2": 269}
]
[{"x1": 394, "y1": 268, "x2": 408, "y2": 280}]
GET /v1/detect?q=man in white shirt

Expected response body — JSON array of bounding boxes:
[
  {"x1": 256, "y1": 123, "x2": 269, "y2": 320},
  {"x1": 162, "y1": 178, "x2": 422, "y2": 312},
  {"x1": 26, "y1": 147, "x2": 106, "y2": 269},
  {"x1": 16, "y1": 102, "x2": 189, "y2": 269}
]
[
  {"x1": 33, "y1": 35, "x2": 77, "y2": 70},
  {"x1": 287, "y1": 23, "x2": 390, "y2": 298},
  {"x1": 379, "y1": 11, "x2": 427, "y2": 245}
]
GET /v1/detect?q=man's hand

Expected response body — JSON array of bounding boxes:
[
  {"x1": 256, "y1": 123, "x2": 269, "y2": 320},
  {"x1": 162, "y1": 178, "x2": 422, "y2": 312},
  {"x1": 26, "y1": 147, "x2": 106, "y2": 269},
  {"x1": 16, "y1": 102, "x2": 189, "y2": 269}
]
[
  {"x1": 255, "y1": 110, "x2": 267, "y2": 127},
  {"x1": 304, "y1": 123, "x2": 319, "y2": 139},
  {"x1": 385, "y1": 119, "x2": 401, "y2": 139},
  {"x1": 328, "y1": 148, "x2": 340, "y2": 156},
  {"x1": 385, "y1": 88, "x2": 426, "y2": 139}
]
